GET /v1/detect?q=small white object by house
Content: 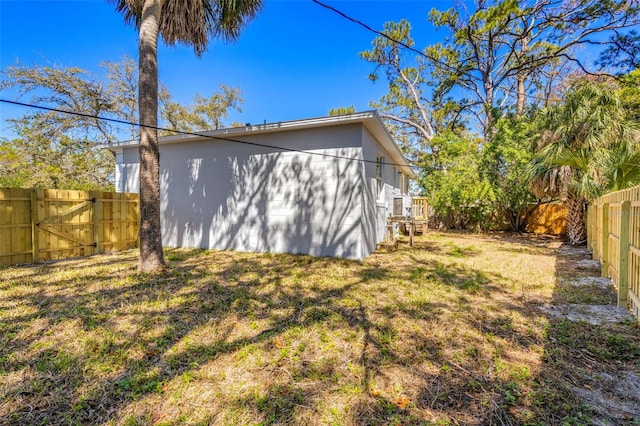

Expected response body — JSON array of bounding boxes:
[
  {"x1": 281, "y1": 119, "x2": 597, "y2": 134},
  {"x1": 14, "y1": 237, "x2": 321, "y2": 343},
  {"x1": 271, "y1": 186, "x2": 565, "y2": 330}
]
[{"x1": 106, "y1": 111, "x2": 415, "y2": 260}]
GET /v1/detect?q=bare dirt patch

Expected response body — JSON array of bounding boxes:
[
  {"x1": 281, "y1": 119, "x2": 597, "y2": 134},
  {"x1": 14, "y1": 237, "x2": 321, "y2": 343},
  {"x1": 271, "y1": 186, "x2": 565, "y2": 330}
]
[
  {"x1": 538, "y1": 304, "x2": 633, "y2": 325},
  {"x1": 569, "y1": 276, "x2": 613, "y2": 289},
  {"x1": 558, "y1": 246, "x2": 591, "y2": 257},
  {"x1": 576, "y1": 259, "x2": 602, "y2": 270},
  {"x1": 572, "y1": 371, "x2": 640, "y2": 425}
]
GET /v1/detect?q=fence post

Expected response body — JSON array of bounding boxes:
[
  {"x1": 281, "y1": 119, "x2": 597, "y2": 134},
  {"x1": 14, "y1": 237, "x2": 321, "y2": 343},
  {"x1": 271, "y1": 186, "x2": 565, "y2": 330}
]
[
  {"x1": 30, "y1": 188, "x2": 44, "y2": 262},
  {"x1": 594, "y1": 204, "x2": 601, "y2": 261},
  {"x1": 618, "y1": 200, "x2": 631, "y2": 308},
  {"x1": 601, "y1": 203, "x2": 610, "y2": 277},
  {"x1": 586, "y1": 204, "x2": 593, "y2": 252},
  {"x1": 591, "y1": 204, "x2": 596, "y2": 260},
  {"x1": 409, "y1": 220, "x2": 415, "y2": 246},
  {"x1": 92, "y1": 191, "x2": 101, "y2": 255},
  {"x1": 424, "y1": 201, "x2": 429, "y2": 231}
]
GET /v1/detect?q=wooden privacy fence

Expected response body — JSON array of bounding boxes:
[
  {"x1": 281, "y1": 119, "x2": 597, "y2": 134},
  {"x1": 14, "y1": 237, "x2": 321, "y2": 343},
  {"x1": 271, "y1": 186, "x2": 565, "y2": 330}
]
[
  {"x1": 525, "y1": 203, "x2": 567, "y2": 235},
  {"x1": 0, "y1": 188, "x2": 139, "y2": 267},
  {"x1": 587, "y1": 186, "x2": 640, "y2": 320}
]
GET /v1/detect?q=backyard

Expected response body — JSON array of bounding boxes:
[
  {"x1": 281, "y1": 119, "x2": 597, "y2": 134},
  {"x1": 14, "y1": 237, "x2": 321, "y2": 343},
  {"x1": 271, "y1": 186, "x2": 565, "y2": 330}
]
[{"x1": 1, "y1": 231, "x2": 639, "y2": 425}]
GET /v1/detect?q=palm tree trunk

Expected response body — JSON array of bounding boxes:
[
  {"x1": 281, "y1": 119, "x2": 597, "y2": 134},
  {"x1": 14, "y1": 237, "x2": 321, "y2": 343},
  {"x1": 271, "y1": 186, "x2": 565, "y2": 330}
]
[
  {"x1": 565, "y1": 192, "x2": 587, "y2": 246},
  {"x1": 138, "y1": 0, "x2": 165, "y2": 272}
]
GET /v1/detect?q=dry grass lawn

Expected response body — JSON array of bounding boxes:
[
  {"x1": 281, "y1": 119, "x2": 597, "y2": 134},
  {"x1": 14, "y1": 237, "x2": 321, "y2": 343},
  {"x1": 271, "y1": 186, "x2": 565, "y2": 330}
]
[{"x1": 1, "y1": 231, "x2": 639, "y2": 425}]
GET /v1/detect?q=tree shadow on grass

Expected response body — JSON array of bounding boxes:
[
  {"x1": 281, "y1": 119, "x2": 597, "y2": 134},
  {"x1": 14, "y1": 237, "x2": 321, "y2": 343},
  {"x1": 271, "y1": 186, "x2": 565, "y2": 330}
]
[
  {"x1": 347, "y1": 232, "x2": 581, "y2": 425},
  {"x1": 484, "y1": 231, "x2": 562, "y2": 256},
  {"x1": 3, "y1": 250, "x2": 429, "y2": 424},
  {"x1": 393, "y1": 235, "x2": 483, "y2": 259},
  {"x1": 0, "y1": 232, "x2": 582, "y2": 425}
]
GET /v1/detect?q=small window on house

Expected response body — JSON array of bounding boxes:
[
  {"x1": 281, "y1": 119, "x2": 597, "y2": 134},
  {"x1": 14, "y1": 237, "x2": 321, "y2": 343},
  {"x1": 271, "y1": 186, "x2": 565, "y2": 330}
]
[{"x1": 376, "y1": 155, "x2": 384, "y2": 195}]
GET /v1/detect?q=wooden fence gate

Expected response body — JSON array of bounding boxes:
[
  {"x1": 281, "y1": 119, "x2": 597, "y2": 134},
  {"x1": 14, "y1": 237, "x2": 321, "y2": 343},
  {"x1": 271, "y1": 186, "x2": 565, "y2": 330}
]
[{"x1": 0, "y1": 188, "x2": 139, "y2": 267}]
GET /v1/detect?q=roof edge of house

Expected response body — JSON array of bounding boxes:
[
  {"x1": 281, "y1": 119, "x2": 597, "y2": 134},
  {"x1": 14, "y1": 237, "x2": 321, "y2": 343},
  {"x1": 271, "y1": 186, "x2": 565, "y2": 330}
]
[
  {"x1": 100, "y1": 110, "x2": 417, "y2": 179},
  {"x1": 361, "y1": 112, "x2": 417, "y2": 179}
]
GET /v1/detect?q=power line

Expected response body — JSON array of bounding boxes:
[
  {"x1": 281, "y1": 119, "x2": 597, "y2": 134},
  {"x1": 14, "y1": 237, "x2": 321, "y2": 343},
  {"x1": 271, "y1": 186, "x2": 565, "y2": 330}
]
[
  {"x1": 0, "y1": 98, "x2": 427, "y2": 171},
  {"x1": 310, "y1": 0, "x2": 437, "y2": 64},
  {"x1": 6, "y1": 98, "x2": 637, "y2": 179},
  {"x1": 309, "y1": 0, "x2": 609, "y2": 105}
]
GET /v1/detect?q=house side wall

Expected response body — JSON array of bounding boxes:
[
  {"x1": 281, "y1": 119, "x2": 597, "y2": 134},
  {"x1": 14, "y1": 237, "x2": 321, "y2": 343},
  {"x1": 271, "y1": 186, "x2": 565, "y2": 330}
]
[
  {"x1": 115, "y1": 147, "x2": 141, "y2": 193},
  {"x1": 117, "y1": 124, "x2": 365, "y2": 259},
  {"x1": 360, "y1": 127, "x2": 404, "y2": 257}
]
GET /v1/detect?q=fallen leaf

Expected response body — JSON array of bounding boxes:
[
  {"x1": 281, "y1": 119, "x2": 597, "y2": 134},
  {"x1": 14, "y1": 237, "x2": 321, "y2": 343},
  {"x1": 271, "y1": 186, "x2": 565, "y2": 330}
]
[{"x1": 393, "y1": 396, "x2": 410, "y2": 409}]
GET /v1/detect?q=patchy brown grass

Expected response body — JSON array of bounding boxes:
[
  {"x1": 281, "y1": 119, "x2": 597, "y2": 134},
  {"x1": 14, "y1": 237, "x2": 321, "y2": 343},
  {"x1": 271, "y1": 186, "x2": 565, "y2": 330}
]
[{"x1": 0, "y1": 231, "x2": 638, "y2": 425}]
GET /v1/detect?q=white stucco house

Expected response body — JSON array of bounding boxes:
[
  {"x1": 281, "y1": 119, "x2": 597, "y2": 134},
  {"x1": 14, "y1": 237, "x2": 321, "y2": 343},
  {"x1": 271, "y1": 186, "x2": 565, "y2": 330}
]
[{"x1": 106, "y1": 110, "x2": 415, "y2": 260}]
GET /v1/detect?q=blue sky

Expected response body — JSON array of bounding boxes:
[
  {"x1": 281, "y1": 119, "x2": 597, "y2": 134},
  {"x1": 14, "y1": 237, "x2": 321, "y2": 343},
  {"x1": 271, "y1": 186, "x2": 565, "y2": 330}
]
[{"x1": 0, "y1": 0, "x2": 450, "y2": 139}]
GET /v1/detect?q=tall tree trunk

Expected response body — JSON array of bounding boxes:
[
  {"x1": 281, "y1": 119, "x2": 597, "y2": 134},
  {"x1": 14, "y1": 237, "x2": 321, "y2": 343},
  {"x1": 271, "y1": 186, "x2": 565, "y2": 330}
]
[
  {"x1": 516, "y1": 35, "x2": 528, "y2": 117},
  {"x1": 565, "y1": 192, "x2": 587, "y2": 246},
  {"x1": 516, "y1": 74, "x2": 526, "y2": 117},
  {"x1": 483, "y1": 77, "x2": 495, "y2": 143},
  {"x1": 138, "y1": 0, "x2": 165, "y2": 272}
]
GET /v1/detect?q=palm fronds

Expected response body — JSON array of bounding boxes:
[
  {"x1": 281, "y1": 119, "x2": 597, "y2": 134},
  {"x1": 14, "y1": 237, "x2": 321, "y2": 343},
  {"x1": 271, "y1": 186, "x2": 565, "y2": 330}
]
[
  {"x1": 528, "y1": 82, "x2": 640, "y2": 245},
  {"x1": 111, "y1": 0, "x2": 263, "y2": 56}
]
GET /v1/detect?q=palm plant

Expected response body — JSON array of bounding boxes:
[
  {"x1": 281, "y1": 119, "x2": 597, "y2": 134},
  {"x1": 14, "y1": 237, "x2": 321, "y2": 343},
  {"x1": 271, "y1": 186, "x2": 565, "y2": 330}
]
[
  {"x1": 112, "y1": 0, "x2": 262, "y2": 272},
  {"x1": 603, "y1": 144, "x2": 640, "y2": 192},
  {"x1": 529, "y1": 83, "x2": 640, "y2": 245}
]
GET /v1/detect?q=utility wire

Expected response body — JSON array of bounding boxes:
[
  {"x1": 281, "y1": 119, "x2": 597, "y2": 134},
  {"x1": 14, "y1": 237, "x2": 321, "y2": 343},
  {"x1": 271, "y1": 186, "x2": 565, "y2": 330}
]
[
  {"x1": 311, "y1": 0, "x2": 438, "y2": 64},
  {"x1": 310, "y1": 0, "x2": 603, "y2": 104},
  {"x1": 2, "y1": 4, "x2": 603, "y2": 170},
  {"x1": 0, "y1": 98, "x2": 427, "y2": 170},
  {"x1": 6, "y1": 99, "x2": 637, "y2": 177}
]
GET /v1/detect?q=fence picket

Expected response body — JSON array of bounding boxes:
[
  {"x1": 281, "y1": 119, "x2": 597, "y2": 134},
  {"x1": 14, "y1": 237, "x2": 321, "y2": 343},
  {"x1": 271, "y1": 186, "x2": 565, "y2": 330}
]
[
  {"x1": 601, "y1": 203, "x2": 609, "y2": 279},
  {"x1": 619, "y1": 201, "x2": 631, "y2": 307}
]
